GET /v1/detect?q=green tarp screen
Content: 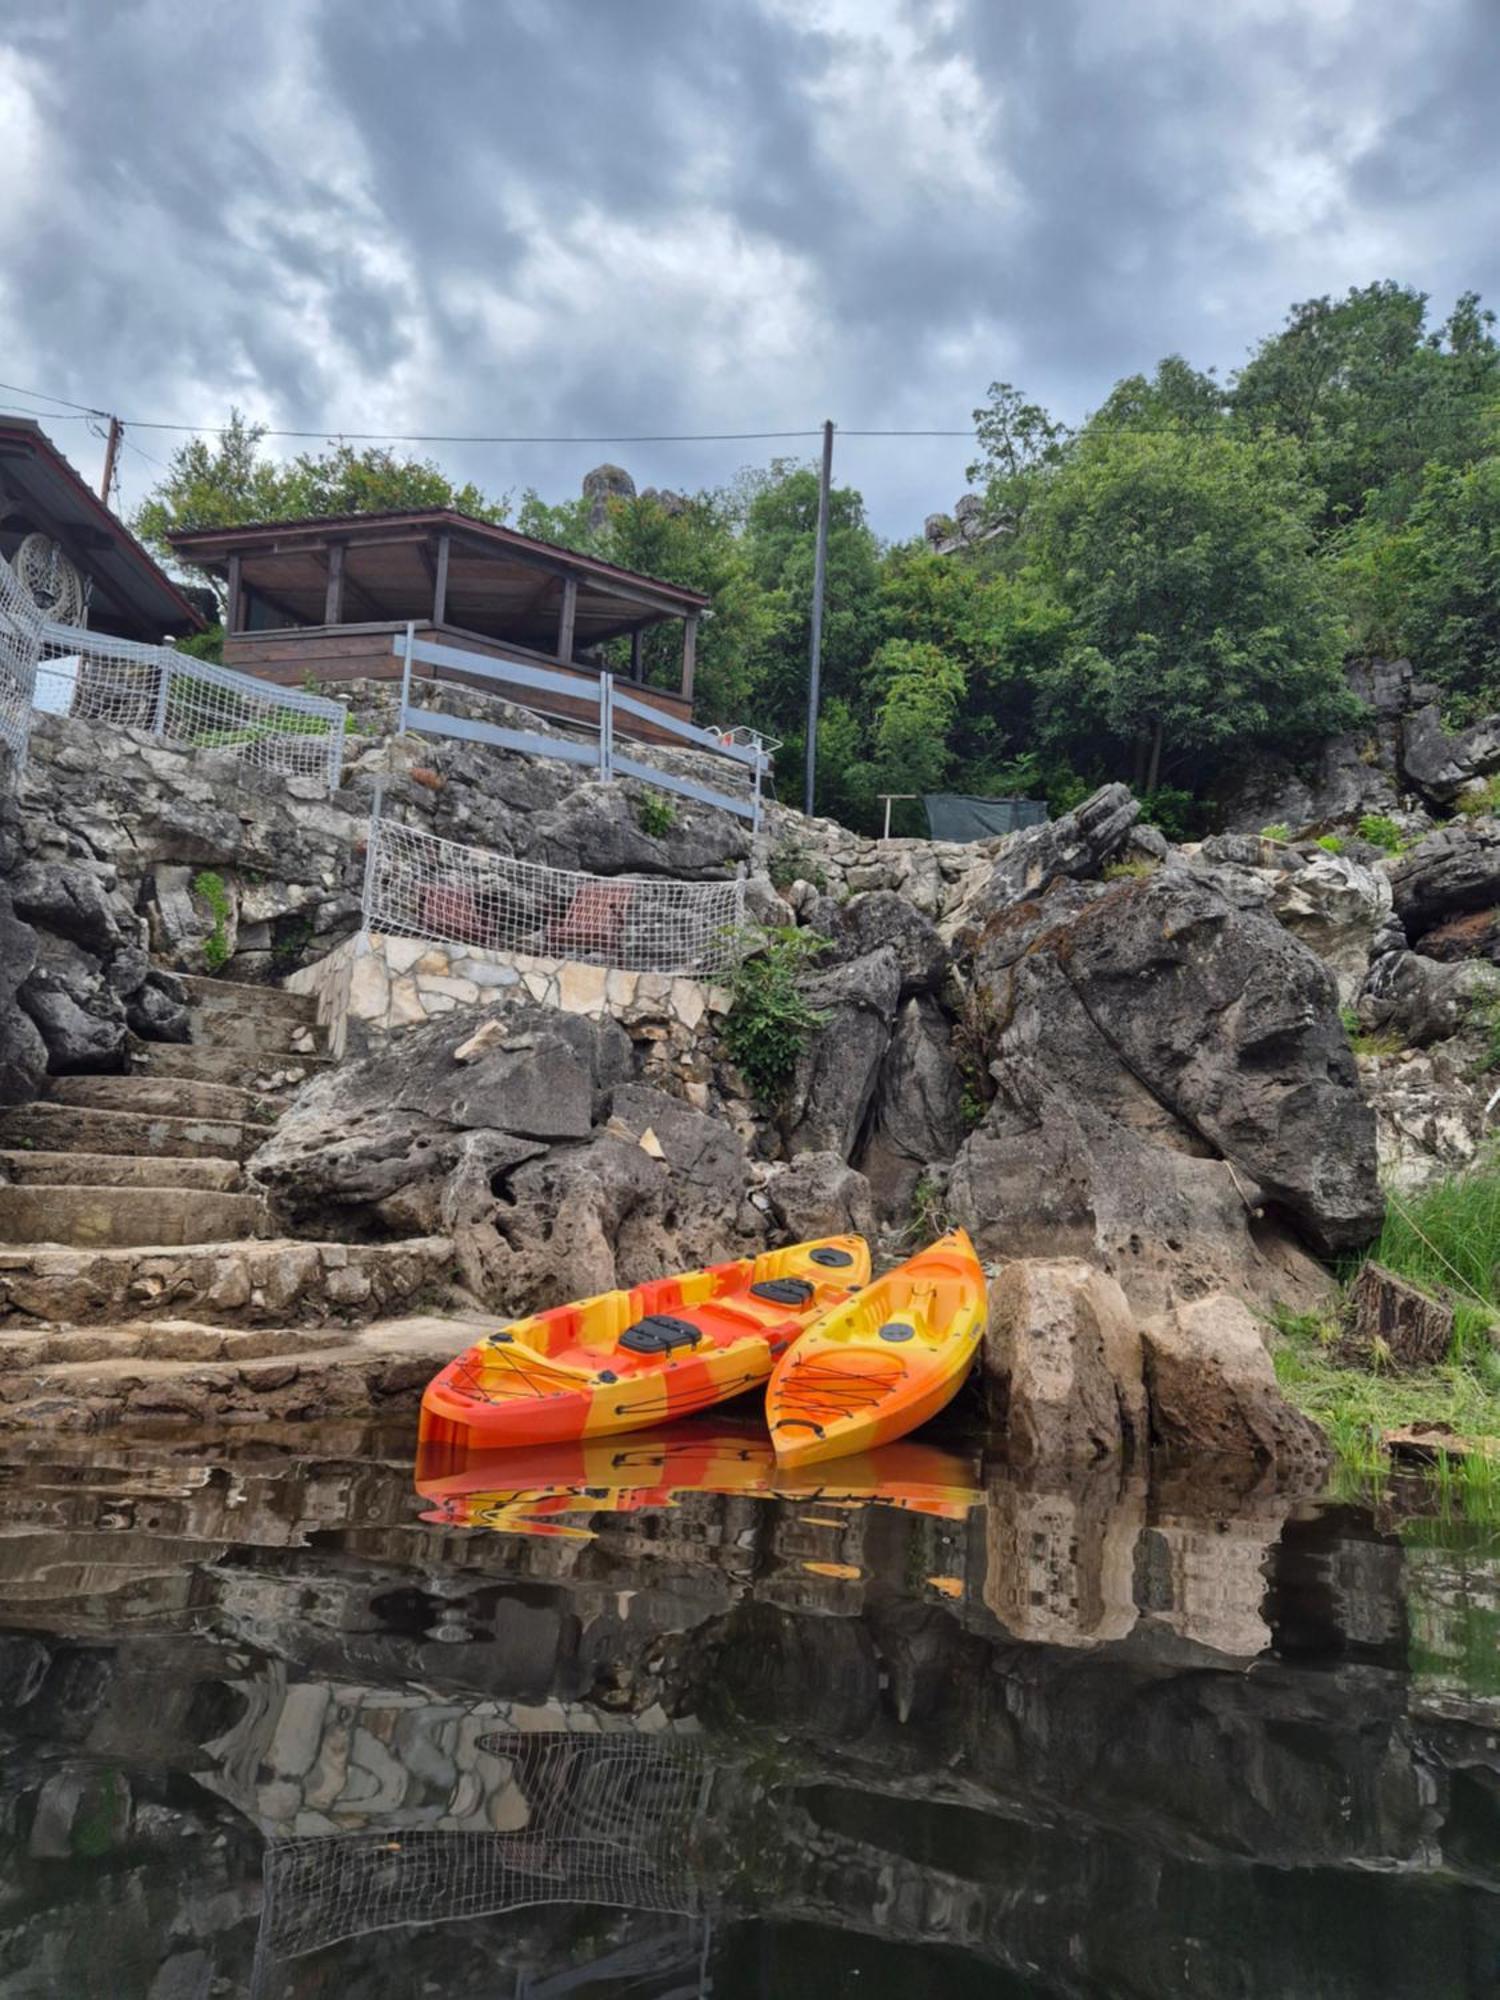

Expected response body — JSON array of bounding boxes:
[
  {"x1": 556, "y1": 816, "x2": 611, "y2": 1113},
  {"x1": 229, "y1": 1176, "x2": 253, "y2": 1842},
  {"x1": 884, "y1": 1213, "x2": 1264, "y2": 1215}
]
[{"x1": 922, "y1": 794, "x2": 1048, "y2": 842}]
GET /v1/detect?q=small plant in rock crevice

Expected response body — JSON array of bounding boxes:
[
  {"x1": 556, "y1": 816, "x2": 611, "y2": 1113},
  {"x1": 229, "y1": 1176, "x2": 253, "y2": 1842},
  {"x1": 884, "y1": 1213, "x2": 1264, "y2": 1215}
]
[
  {"x1": 1357, "y1": 812, "x2": 1405, "y2": 853},
  {"x1": 1316, "y1": 833, "x2": 1345, "y2": 854},
  {"x1": 908, "y1": 1170, "x2": 953, "y2": 1243},
  {"x1": 1260, "y1": 822, "x2": 1292, "y2": 842},
  {"x1": 192, "y1": 869, "x2": 233, "y2": 973},
  {"x1": 633, "y1": 789, "x2": 679, "y2": 838},
  {"x1": 768, "y1": 841, "x2": 827, "y2": 895},
  {"x1": 720, "y1": 925, "x2": 828, "y2": 1101}
]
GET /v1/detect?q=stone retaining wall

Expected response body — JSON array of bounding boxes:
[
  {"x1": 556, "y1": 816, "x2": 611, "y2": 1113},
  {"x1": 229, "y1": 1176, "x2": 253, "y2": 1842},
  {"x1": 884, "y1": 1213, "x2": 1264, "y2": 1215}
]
[{"x1": 286, "y1": 930, "x2": 728, "y2": 1057}]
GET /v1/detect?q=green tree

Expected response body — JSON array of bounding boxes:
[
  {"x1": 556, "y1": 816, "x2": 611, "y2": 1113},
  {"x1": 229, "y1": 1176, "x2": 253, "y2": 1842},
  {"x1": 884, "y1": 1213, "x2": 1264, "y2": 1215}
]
[
  {"x1": 1338, "y1": 447, "x2": 1500, "y2": 712},
  {"x1": 1091, "y1": 355, "x2": 1227, "y2": 434},
  {"x1": 1232, "y1": 283, "x2": 1500, "y2": 529},
  {"x1": 134, "y1": 410, "x2": 508, "y2": 579},
  {"x1": 1028, "y1": 424, "x2": 1357, "y2": 790},
  {"x1": 966, "y1": 381, "x2": 1070, "y2": 540},
  {"x1": 739, "y1": 463, "x2": 883, "y2": 736}
]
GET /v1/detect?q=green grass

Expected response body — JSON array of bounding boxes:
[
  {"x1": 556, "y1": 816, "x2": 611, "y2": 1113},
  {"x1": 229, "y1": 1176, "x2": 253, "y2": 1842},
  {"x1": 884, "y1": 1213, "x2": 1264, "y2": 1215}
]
[
  {"x1": 1453, "y1": 775, "x2": 1500, "y2": 819},
  {"x1": 192, "y1": 869, "x2": 233, "y2": 972},
  {"x1": 1271, "y1": 1168, "x2": 1500, "y2": 1518},
  {"x1": 632, "y1": 789, "x2": 679, "y2": 838},
  {"x1": 1315, "y1": 832, "x2": 1345, "y2": 854}
]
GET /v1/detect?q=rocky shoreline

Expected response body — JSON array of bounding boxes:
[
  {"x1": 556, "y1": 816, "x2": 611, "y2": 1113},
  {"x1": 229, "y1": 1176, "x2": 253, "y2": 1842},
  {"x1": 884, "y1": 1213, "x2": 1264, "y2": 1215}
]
[{"x1": 5, "y1": 671, "x2": 1500, "y2": 1469}]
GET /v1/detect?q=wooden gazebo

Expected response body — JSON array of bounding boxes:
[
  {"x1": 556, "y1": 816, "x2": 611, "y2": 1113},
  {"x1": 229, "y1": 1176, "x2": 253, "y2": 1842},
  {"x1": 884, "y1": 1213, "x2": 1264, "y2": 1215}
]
[{"x1": 168, "y1": 508, "x2": 711, "y2": 730}]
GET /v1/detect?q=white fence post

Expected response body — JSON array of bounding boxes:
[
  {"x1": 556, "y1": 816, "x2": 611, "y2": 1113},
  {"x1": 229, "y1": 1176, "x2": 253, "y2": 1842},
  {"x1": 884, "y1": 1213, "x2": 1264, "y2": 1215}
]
[
  {"x1": 399, "y1": 620, "x2": 416, "y2": 735},
  {"x1": 598, "y1": 670, "x2": 614, "y2": 781},
  {"x1": 360, "y1": 779, "x2": 385, "y2": 941},
  {"x1": 152, "y1": 655, "x2": 172, "y2": 737}
]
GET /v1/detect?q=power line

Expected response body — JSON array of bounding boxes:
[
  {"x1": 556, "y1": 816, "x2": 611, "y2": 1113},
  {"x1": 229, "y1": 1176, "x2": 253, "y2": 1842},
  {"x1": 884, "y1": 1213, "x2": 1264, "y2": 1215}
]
[{"x1": 0, "y1": 381, "x2": 977, "y2": 446}]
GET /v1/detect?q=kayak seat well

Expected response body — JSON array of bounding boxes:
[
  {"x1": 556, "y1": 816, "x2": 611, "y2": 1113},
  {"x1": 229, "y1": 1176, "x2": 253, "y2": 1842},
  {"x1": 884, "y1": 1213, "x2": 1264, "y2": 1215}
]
[
  {"x1": 618, "y1": 1314, "x2": 705, "y2": 1355},
  {"x1": 750, "y1": 1277, "x2": 816, "y2": 1307}
]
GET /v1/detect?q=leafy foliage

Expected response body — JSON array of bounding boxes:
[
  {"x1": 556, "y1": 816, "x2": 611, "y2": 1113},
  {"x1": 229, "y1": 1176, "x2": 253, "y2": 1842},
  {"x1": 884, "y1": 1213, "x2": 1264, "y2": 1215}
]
[
  {"x1": 1357, "y1": 813, "x2": 1405, "y2": 853},
  {"x1": 632, "y1": 789, "x2": 678, "y2": 838},
  {"x1": 720, "y1": 926, "x2": 828, "y2": 1101}
]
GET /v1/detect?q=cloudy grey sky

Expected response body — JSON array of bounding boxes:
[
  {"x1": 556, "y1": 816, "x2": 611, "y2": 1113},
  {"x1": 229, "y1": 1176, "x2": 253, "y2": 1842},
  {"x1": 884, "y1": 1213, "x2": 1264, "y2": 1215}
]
[{"x1": 1, "y1": 0, "x2": 1496, "y2": 537}]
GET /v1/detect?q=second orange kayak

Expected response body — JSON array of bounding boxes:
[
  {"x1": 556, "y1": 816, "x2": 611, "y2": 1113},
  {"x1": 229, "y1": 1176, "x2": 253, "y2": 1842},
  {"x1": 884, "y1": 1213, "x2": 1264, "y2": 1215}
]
[{"x1": 766, "y1": 1228, "x2": 986, "y2": 1468}]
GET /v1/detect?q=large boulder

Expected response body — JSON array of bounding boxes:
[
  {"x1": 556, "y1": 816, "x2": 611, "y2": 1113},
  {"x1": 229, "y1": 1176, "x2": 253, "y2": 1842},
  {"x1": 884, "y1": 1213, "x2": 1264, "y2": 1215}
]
[
  {"x1": 1359, "y1": 949, "x2": 1500, "y2": 1047},
  {"x1": 782, "y1": 947, "x2": 902, "y2": 1160},
  {"x1": 983, "y1": 1258, "x2": 1147, "y2": 1464},
  {"x1": 1047, "y1": 870, "x2": 1381, "y2": 1253},
  {"x1": 760, "y1": 1150, "x2": 876, "y2": 1244},
  {"x1": 1143, "y1": 1293, "x2": 1331, "y2": 1471},
  {"x1": 964, "y1": 782, "x2": 1139, "y2": 921},
  {"x1": 964, "y1": 867, "x2": 1383, "y2": 1259},
  {"x1": 1389, "y1": 820, "x2": 1500, "y2": 942},
  {"x1": 250, "y1": 1006, "x2": 765, "y2": 1314},
  {"x1": 948, "y1": 1067, "x2": 1333, "y2": 1318},
  {"x1": 855, "y1": 995, "x2": 966, "y2": 1222},
  {"x1": 1268, "y1": 853, "x2": 1392, "y2": 1003},
  {"x1": 805, "y1": 890, "x2": 949, "y2": 995},
  {"x1": 1399, "y1": 701, "x2": 1500, "y2": 803}
]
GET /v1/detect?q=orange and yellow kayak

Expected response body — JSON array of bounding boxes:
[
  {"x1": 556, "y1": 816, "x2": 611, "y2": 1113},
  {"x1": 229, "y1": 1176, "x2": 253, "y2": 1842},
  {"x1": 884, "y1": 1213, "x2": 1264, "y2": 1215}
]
[
  {"x1": 414, "y1": 1419, "x2": 983, "y2": 1536},
  {"x1": 419, "y1": 1236, "x2": 870, "y2": 1452},
  {"x1": 766, "y1": 1228, "x2": 986, "y2": 1468}
]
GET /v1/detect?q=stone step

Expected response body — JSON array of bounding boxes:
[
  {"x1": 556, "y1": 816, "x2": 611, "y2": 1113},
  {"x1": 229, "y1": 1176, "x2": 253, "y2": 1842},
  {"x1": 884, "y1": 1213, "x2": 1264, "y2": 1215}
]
[
  {"x1": 178, "y1": 973, "x2": 320, "y2": 1023},
  {"x1": 179, "y1": 976, "x2": 324, "y2": 1055},
  {"x1": 0, "y1": 1316, "x2": 480, "y2": 1429},
  {"x1": 126, "y1": 1037, "x2": 334, "y2": 1088},
  {"x1": 0, "y1": 1184, "x2": 269, "y2": 1251},
  {"x1": 0, "y1": 1102, "x2": 260, "y2": 1162},
  {"x1": 0, "y1": 1234, "x2": 457, "y2": 1328},
  {"x1": 0, "y1": 1317, "x2": 360, "y2": 1369},
  {"x1": 0, "y1": 1151, "x2": 244, "y2": 1192},
  {"x1": 45, "y1": 1074, "x2": 278, "y2": 1126}
]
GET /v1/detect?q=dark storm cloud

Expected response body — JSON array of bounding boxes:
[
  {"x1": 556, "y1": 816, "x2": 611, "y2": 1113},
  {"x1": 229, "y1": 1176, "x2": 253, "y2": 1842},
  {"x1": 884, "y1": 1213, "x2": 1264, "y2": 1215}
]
[{"x1": 1, "y1": 0, "x2": 1495, "y2": 535}]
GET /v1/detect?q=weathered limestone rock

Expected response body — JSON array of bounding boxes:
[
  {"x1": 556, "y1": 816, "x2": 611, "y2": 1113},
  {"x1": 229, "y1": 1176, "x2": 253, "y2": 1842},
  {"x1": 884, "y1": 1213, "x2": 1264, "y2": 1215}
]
[
  {"x1": 1390, "y1": 819, "x2": 1500, "y2": 942},
  {"x1": 1339, "y1": 1260, "x2": 1454, "y2": 1371},
  {"x1": 949, "y1": 1067, "x2": 1333, "y2": 1317},
  {"x1": 760, "y1": 1151, "x2": 875, "y2": 1245},
  {"x1": 1359, "y1": 949, "x2": 1500, "y2": 1046},
  {"x1": 1268, "y1": 852, "x2": 1392, "y2": 1003},
  {"x1": 806, "y1": 890, "x2": 949, "y2": 995},
  {"x1": 0, "y1": 884, "x2": 46, "y2": 1105},
  {"x1": 1143, "y1": 1293, "x2": 1331, "y2": 1469},
  {"x1": 1400, "y1": 701, "x2": 1500, "y2": 803},
  {"x1": 782, "y1": 946, "x2": 902, "y2": 1160},
  {"x1": 983, "y1": 1258, "x2": 1147, "y2": 1463},
  {"x1": 965, "y1": 782, "x2": 1140, "y2": 921},
  {"x1": 856, "y1": 995, "x2": 966, "y2": 1222}
]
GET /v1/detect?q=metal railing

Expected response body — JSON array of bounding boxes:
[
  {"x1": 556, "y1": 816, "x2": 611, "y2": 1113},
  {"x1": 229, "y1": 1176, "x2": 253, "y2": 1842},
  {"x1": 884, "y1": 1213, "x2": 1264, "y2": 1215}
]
[
  {"x1": 0, "y1": 556, "x2": 43, "y2": 767},
  {"x1": 362, "y1": 799, "x2": 745, "y2": 977},
  {"x1": 34, "y1": 619, "x2": 347, "y2": 792},
  {"x1": 395, "y1": 625, "x2": 776, "y2": 828}
]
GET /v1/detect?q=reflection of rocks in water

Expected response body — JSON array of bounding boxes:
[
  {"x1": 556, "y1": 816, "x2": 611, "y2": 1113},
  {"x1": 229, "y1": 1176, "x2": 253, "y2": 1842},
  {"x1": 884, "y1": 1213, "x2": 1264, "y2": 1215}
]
[
  {"x1": 1403, "y1": 1536, "x2": 1500, "y2": 1726},
  {"x1": 979, "y1": 1459, "x2": 1144, "y2": 1647}
]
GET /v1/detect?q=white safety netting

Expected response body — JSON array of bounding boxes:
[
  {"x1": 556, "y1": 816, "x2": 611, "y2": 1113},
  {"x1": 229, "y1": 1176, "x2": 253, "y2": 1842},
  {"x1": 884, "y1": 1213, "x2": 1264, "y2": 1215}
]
[
  {"x1": 34, "y1": 618, "x2": 346, "y2": 791},
  {"x1": 0, "y1": 556, "x2": 43, "y2": 766},
  {"x1": 364, "y1": 813, "x2": 746, "y2": 976},
  {"x1": 253, "y1": 1733, "x2": 708, "y2": 1971}
]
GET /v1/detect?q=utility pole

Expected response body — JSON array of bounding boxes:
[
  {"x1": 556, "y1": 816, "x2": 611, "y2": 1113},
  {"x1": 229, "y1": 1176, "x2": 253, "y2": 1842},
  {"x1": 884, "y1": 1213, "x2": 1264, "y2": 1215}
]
[
  {"x1": 803, "y1": 418, "x2": 834, "y2": 819},
  {"x1": 98, "y1": 417, "x2": 122, "y2": 507}
]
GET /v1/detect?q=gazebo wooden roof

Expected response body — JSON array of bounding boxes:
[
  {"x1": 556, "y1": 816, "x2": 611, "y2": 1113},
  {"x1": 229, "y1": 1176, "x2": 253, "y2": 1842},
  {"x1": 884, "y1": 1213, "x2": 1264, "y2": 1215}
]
[{"x1": 168, "y1": 508, "x2": 710, "y2": 703}]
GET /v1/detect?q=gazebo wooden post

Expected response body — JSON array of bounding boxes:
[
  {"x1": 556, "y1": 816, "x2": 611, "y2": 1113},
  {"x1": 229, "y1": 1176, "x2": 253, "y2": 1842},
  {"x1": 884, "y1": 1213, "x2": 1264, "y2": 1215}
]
[
  {"x1": 680, "y1": 614, "x2": 698, "y2": 701},
  {"x1": 557, "y1": 575, "x2": 578, "y2": 663},
  {"x1": 323, "y1": 543, "x2": 345, "y2": 626},
  {"x1": 225, "y1": 553, "x2": 243, "y2": 634},
  {"x1": 432, "y1": 531, "x2": 450, "y2": 627},
  {"x1": 629, "y1": 628, "x2": 644, "y2": 682}
]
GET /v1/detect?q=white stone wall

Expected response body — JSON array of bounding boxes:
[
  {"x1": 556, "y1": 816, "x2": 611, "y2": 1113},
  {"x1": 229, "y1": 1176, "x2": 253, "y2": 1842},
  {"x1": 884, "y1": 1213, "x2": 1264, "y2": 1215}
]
[{"x1": 285, "y1": 930, "x2": 728, "y2": 1056}]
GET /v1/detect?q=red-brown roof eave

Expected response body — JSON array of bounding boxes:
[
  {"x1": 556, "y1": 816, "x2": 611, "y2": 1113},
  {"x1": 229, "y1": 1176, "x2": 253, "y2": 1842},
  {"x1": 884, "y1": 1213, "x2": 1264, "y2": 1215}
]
[
  {"x1": 166, "y1": 506, "x2": 712, "y2": 612},
  {"x1": 0, "y1": 416, "x2": 206, "y2": 633}
]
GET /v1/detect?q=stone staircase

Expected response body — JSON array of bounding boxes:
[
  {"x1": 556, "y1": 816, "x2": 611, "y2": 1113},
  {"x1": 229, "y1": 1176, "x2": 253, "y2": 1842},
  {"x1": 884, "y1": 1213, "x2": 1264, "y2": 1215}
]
[{"x1": 0, "y1": 975, "x2": 470, "y2": 1429}]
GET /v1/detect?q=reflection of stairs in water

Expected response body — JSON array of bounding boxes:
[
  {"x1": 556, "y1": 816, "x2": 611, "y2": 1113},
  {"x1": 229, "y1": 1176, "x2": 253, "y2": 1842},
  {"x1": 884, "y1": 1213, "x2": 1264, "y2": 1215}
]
[{"x1": 250, "y1": 1733, "x2": 711, "y2": 1995}]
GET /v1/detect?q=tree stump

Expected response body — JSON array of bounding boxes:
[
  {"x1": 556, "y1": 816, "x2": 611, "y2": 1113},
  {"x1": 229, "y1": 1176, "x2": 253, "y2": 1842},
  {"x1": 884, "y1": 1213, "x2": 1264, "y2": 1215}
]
[{"x1": 1338, "y1": 1260, "x2": 1454, "y2": 1371}]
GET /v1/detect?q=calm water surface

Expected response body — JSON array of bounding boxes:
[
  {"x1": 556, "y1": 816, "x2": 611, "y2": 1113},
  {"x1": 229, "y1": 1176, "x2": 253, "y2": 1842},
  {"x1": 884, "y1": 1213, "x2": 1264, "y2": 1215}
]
[{"x1": 0, "y1": 1415, "x2": 1496, "y2": 1998}]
